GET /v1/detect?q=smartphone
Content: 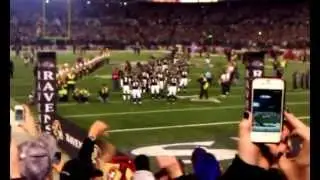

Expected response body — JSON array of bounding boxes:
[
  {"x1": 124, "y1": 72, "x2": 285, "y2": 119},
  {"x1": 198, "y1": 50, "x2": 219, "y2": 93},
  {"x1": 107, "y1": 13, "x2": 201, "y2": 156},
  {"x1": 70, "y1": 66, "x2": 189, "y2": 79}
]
[
  {"x1": 250, "y1": 78, "x2": 285, "y2": 143},
  {"x1": 14, "y1": 105, "x2": 24, "y2": 125}
]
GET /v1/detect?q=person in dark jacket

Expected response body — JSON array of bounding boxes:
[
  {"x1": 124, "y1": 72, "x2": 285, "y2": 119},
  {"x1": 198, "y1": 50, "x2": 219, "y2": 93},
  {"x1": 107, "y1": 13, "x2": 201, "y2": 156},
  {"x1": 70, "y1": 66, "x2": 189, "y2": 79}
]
[{"x1": 60, "y1": 121, "x2": 108, "y2": 180}]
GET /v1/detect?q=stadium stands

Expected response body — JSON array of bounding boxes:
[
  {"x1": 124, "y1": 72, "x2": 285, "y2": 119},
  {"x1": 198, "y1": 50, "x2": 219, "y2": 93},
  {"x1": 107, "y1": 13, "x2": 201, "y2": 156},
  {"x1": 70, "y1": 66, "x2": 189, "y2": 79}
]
[{"x1": 10, "y1": 0, "x2": 308, "y2": 48}]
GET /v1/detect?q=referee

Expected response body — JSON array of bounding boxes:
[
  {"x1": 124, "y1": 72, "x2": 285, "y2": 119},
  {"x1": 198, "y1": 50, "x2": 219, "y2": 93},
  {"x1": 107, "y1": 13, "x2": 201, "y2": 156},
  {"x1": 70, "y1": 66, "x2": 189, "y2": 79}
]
[{"x1": 198, "y1": 74, "x2": 209, "y2": 99}]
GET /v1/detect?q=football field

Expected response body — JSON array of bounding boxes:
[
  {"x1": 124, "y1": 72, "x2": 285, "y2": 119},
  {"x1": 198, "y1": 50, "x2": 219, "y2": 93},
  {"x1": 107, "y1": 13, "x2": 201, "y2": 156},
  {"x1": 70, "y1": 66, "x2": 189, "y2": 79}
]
[{"x1": 10, "y1": 50, "x2": 310, "y2": 169}]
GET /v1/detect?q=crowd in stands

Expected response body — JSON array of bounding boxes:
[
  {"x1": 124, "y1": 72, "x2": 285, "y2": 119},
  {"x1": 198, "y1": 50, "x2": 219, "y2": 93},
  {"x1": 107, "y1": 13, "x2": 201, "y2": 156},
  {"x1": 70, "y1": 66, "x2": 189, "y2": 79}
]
[
  {"x1": 10, "y1": 105, "x2": 310, "y2": 180},
  {"x1": 11, "y1": 0, "x2": 309, "y2": 48}
]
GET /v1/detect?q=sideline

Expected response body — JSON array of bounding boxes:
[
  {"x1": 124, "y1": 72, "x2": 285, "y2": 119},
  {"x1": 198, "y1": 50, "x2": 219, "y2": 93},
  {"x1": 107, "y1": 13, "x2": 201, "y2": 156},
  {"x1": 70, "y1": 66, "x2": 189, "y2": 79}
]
[{"x1": 64, "y1": 101, "x2": 308, "y2": 118}]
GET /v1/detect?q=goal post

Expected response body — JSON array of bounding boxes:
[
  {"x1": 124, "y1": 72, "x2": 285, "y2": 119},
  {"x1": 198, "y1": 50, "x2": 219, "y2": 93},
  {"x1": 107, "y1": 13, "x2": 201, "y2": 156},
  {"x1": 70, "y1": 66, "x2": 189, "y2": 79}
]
[{"x1": 41, "y1": 0, "x2": 72, "y2": 41}]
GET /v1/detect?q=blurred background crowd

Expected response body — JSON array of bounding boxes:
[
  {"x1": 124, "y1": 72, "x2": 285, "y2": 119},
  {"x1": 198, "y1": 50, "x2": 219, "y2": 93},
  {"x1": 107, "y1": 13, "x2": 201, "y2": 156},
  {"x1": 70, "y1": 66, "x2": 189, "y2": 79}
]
[{"x1": 10, "y1": 0, "x2": 308, "y2": 48}]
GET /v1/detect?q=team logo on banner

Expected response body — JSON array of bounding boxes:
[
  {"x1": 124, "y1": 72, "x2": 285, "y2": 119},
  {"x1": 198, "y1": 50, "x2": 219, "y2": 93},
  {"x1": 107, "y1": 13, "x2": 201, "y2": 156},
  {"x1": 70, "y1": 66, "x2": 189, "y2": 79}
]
[
  {"x1": 36, "y1": 52, "x2": 57, "y2": 134},
  {"x1": 40, "y1": 61, "x2": 55, "y2": 68},
  {"x1": 52, "y1": 120, "x2": 64, "y2": 141}
]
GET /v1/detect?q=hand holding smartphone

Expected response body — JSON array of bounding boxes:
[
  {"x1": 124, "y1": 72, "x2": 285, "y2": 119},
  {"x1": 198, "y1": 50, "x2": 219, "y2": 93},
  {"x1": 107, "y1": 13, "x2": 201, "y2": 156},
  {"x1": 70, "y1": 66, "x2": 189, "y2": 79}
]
[{"x1": 250, "y1": 78, "x2": 285, "y2": 143}]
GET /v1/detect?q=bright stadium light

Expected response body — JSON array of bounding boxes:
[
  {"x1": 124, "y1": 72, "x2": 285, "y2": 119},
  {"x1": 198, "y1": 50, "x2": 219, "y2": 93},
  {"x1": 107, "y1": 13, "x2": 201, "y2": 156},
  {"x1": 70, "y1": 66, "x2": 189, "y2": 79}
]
[
  {"x1": 258, "y1": 31, "x2": 262, "y2": 36},
  {"x1": 86, "y1": 0, "x2": 91, "y2": 5},
  {"x1": 45, "y1": 0, "x2": 50, "y2": 4},
  {"x1": 124, "y1": 2, "x2": 127, "y2": 6}
]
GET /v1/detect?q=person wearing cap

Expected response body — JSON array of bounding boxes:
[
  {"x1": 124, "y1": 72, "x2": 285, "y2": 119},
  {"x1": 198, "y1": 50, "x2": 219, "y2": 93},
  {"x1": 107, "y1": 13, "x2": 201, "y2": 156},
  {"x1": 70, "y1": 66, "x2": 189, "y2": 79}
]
[
  {"x1": 60, "y1": 120, "x2": 108, "y2": 180},
  {"x1": 10, "y1": 134, "x2": 62, "y2": 180},
  {"x1": 191, "y1": 147, "x2": 221, "y2": 180}
]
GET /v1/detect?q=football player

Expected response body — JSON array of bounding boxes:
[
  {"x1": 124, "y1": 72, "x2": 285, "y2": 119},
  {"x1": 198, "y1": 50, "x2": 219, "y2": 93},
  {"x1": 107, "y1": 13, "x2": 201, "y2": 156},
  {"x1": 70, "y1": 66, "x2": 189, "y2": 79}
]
[
  {"x1": 167, "y1": 74, "x2": 178, "y2": 103},
  {"x1": 141, "y1": 71, "x2": 149, "y2": 93},
  {"x1": 150, "y1": 74, "x2": 160, "y2": 99},
  {"x1": 121, "y1": 74, "x2": 131, "y2": 101},
  {"x1": 179, "y1": 68, "x2": 188, "y2": 93},
  {"x1": 157, "y1": 71, "x2": 166, "y2": 98},
  {"x1": 131, "y1": 77, "x2": 142, "y2": 104}
]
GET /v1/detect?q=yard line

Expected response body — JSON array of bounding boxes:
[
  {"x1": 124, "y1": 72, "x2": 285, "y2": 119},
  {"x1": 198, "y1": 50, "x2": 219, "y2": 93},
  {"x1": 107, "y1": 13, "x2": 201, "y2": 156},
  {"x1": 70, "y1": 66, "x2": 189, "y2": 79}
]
[
  {"x1": 109, "y1": 116, "x2": 310, "y2": 133},
  {"x1": 64, "y1": 101, "x2": 308, "y2": 118}
]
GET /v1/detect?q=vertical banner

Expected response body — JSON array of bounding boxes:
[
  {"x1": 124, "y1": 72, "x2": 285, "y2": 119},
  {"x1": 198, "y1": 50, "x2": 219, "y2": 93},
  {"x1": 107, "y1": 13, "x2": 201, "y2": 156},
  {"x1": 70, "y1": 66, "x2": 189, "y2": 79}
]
[
  {"x1": 36, "y1": 52, "x2": 57, "y2": 134},
  {"x1": 244, "y1": 51, "x2": 265, "y2": 111}
]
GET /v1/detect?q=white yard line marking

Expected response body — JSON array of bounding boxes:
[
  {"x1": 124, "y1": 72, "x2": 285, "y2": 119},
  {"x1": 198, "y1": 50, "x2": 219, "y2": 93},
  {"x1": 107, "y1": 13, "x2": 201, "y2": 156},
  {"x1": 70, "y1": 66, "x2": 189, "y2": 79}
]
[
  {"x1": 64, "y1": 101, "x2": 308, "y2": 118},
  {"x1": 109, "y1": 116, "x2": 310, "y2": 133}
]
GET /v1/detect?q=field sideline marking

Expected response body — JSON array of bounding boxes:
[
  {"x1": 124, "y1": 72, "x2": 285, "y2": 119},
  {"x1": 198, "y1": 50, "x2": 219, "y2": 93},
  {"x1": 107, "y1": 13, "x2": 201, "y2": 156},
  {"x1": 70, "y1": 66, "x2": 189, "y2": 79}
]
[
  {"x1": 109, "y1": 116, "x2": 309, "y2": 133},
  {"x1": 58, "y1": 91, "x2": 307, "y2": 106},
  {"x1": 64, "y1": 101, "x2": 308, "y2": 118},
  {"x1": 13, "y1": 91, "x2": 308, "y2": 106},
  {"x1": 13, "y1": 90, "x2": 309, "y2": 100}
]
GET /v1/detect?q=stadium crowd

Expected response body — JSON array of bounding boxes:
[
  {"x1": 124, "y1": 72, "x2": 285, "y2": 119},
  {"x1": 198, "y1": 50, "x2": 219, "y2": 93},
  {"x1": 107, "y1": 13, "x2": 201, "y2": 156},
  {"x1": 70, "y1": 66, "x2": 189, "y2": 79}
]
[
  {"x1": 10, "y1": 105, "x2": 310, "y2": 180},
  {"x1": 11, "y1": 0, "x2": 308, "y2": 48}
]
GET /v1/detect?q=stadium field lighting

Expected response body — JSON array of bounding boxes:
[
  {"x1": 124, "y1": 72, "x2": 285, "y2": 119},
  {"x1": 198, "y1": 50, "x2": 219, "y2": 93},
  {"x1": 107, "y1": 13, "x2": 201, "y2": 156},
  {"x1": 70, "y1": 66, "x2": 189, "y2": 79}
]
[
  {"x1": 124, "y1": 2, "x2": 127, "y2": 6},
  {"x1": 45, "y1": 0, "x2": 50, "y2": 4},
  {"x1": 86, "y1": 0, "x2": 91, "y2": 5},
  {"x1": 258, "y1": 31, "x2": 262, "y2": 36}
]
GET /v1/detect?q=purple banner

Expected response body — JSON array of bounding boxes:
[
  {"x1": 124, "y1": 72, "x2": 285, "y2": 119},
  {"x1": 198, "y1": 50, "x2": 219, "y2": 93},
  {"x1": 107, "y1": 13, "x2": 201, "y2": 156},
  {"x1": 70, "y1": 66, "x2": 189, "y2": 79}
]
[
  {"x1": 36, "y1": 52, "x2": 57, "y2": 135},
  {"x1": 244, "y1": 51, "x2": 265, "y2": 111},
  {"x1": 52, "y1": 115, "x2": 87, "y2": 158}
]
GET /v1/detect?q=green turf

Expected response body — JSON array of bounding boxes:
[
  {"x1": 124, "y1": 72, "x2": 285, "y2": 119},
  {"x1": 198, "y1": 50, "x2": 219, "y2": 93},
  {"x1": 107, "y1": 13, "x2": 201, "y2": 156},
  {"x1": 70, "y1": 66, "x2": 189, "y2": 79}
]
[{"x1": 10, "y1": 50, "x2": 310, "y2": 171}]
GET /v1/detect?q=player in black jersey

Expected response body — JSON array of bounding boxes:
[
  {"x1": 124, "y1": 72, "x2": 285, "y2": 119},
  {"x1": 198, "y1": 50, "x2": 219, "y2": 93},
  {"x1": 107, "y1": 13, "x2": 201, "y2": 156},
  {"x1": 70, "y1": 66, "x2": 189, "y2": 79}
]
[
  {"x1": 157, "y1": 71, "x2": 166, "y2": 99},
  {"x1": 121, "y1": 75, "x2": 131, "y2": 101},
  {"x1": 150, "y1": 75, "x2": 160, "y2": 99},
  {"x1": 167, "y1": 76, "x2": 178, "y2": 103},
  {"x1": 131, "y1": 78, "x2": 142, "y2": 104},
  {"x1": 179, "y1": 69, "x2": 188, "y2": 93}
]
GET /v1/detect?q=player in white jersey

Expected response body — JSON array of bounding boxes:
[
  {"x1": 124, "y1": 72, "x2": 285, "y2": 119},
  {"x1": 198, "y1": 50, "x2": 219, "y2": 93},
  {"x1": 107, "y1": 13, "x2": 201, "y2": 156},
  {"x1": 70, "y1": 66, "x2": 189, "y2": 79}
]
[
  {"x1": 131, "y1": 78, "x2": 142, "y2": 104},
  {"x1": 179, "y1": 69, "x2": 188, "y2": 93},
  {"x1": 157, "y1": 72, "x2": 166, "y2": 98},
  {"x1": 219, "y1": 70, "x2": 231, "y2": 97},
  {"x1": 120, "y1": 75, "x2": 131, "y2": 101},
  {"x1": 162, "y1": 60, "x2": 169, "y2": 71},
  {"x1": 150, "y1": 75, "x2": 160, "y2": 99},
  {"x1": 141, "y1": 71, "x2": 149, "y2": 93},
  {"x1": 167, "y1": 76, "x2": 178, "y2": 103}
]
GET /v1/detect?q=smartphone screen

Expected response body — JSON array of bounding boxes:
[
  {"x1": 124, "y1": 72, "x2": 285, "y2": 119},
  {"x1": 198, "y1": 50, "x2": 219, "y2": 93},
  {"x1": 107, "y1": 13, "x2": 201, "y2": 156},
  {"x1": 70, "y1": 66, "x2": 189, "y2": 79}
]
[
  {"x1": 15, "y1": 109, "x2": 23, "y2": 122},
  {"x1": 252, "y1": 89, "x2": 283, "y2": 133}
]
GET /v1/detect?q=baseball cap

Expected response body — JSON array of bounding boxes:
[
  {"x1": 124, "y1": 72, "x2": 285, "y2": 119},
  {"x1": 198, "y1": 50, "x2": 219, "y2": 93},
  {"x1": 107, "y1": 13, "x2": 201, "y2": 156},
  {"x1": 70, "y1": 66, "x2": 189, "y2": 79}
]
[
  {"x1": 192, "y1": 147, "x2": 221, "y2": 180},
  {"x1": 18, "y1": 140, "x2": 52, "y2": 180}
]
